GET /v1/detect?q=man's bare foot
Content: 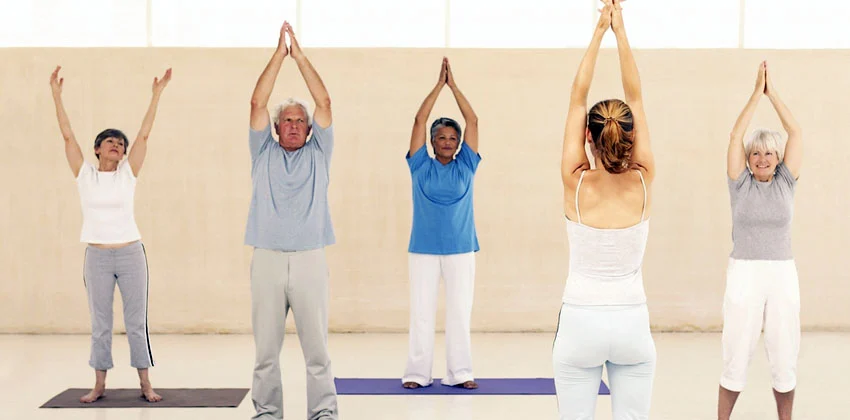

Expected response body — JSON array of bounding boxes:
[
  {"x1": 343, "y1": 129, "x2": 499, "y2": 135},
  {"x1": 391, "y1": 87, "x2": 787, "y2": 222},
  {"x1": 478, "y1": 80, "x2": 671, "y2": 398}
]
[
  {"x1": 79, "y1": 386, "x2": 105, "y2": 403},
  {"x1": 141, "y1": 383, "x2": 162, "y2": 402},
  {"x1": 459, "y1": 380, "x2": 478, "y2": 389},
  {"x1": 402, "y1": 382, "x2": 421, "y2": 389}
]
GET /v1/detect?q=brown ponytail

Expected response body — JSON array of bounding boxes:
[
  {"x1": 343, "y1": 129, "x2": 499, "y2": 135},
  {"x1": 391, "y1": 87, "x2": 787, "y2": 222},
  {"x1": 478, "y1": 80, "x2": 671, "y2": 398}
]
[{"x1": 587, "y1": 99, "x2": 635, "y2": 174}]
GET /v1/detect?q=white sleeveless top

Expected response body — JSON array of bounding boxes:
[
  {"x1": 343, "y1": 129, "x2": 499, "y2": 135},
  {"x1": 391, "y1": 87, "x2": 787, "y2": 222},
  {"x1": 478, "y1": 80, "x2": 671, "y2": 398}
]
[
  {"x1": 562, "y1": 170, "x2": 650, "y2": 305},
  {"x1": 76, "y1": 160, "x2": 142, "y2": 244}
]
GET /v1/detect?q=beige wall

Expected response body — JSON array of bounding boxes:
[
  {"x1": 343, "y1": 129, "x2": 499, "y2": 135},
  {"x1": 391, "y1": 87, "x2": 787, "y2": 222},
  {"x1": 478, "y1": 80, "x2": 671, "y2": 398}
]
[{"x1": 1, "y1": 48, "x2": 848, "y2": 333}]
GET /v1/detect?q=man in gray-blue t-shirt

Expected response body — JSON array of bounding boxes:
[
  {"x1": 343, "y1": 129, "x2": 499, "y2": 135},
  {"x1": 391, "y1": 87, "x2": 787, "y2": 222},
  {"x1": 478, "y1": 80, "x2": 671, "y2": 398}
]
[{"x1": 246, "y1": 21, "x2": 337, "y2": 420}]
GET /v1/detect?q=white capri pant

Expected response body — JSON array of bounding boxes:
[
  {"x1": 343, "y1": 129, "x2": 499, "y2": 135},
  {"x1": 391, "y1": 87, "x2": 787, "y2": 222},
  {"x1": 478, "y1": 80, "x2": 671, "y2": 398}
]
[
  {"x1": 553, "y1": 303, "x2": 656, "y2": 420},
  {"x1": 403, "y1": 252, "x2": 475, "y2": 387},
  {"x1": 721, "y1": 258, "x2": 800, "y2": 393}
]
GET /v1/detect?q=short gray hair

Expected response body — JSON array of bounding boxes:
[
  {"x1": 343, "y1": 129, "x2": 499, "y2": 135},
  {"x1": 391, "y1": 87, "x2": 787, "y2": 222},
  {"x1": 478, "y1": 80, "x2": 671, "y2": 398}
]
[
  {"x1": 273, "y1": 98, "x2": 312, "y2": 127},
  {"x1": 429, "y1": 117, "x2": 462, "y2": 141},
  {"x1": 744, "y1": 129, "x2": 785, "y2": 162}
]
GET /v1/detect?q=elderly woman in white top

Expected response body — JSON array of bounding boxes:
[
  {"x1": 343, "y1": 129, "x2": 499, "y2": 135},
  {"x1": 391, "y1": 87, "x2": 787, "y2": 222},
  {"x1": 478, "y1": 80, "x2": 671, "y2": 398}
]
[{"x1": 49, "y1": 65, "x2": 171, "y2": 403}]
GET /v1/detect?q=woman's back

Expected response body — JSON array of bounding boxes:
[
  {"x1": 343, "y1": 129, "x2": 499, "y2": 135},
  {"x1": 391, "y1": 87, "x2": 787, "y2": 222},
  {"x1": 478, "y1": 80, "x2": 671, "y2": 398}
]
[
  {"x1": 564, "y1": 169, "x2": 650, "y2": 229},
  {"x1": 562, "y1": 169, "x2": 650, "y2": 306}
]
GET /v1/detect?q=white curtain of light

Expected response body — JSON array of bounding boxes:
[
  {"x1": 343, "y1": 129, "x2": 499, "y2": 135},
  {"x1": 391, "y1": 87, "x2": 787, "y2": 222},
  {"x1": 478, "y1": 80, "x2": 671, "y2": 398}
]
[{"x1": 1, "y1": 0, "x2": 848, "y2": 48}]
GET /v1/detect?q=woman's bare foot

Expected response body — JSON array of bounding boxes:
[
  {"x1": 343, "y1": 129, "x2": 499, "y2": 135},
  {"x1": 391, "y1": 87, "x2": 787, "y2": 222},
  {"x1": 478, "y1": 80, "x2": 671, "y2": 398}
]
[
  {"x1": 402, "y1": 382, "x2": 421, "y2": 389},
  {"x1": 137, "y1": 368, "x2": 162, "y2": 402},
  {"x1": 80, "y1": 370, "x2": 108, "y2": 403},
  {"x1": 79, "y1": 386, "x2": 105, "y2": 403},
  {"x1": 459, "y1": 380, "x2": 478, "y2": 389},
  {"x1": 141, "y1": 383, "x2": 162, "y2": 402}
]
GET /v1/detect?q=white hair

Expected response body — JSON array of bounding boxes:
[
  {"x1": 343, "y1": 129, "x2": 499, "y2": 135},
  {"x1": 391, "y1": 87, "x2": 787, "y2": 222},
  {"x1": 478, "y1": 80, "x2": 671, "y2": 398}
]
[
  {"x1": 272, "y1": 98, "x2": 313, "y2": 127},
  {"x1": 744, "y1": 129, "x2": 786, "y2": 162}
]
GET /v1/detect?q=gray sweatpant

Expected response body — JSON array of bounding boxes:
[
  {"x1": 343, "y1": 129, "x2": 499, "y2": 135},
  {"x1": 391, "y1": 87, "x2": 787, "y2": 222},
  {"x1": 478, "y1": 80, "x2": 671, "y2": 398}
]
[
  {"x1": 83, "y1": 241, "x2": 154, "y2": 370},
  {"x1": 250, "y1": 247, "x2": 338, "y2": 420}
]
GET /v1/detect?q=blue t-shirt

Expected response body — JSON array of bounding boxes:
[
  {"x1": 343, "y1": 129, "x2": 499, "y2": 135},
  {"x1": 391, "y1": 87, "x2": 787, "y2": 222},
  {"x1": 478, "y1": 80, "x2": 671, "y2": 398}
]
[
  {"x1": 406, "y1": 142, "x2": 481, "y2": 255},
  {"x1": 244, "y1": 123, "x2": 335, "y2": 251}
]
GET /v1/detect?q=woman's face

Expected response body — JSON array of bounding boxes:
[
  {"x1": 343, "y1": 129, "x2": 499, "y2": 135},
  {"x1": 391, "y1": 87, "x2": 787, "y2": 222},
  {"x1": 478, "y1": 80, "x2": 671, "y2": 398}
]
[
  {"x1": 95, "y1": 137, "x2": 126, "y2": 162},
  {"x1": 431, "y1": 126, "x2": 459, "y2": 160},
  {"x1": 749, "y1": 146, "x2": 779, "y2": 181}
]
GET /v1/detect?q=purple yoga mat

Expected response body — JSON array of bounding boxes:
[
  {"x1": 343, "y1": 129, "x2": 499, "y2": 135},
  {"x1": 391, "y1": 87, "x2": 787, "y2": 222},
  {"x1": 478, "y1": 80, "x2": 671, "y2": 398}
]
[{"x1": 333, "y1": 378, "x2": 609, "y2": 395}]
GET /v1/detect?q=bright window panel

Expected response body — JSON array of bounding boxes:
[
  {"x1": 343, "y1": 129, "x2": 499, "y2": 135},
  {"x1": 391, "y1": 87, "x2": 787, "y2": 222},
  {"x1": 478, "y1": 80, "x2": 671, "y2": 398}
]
[
  {"x1": 151, "y1": 0, "x2": 296, "y2": 47},
  {"x1": 0, "y1": 0, "x2": 146, "y2": 47},
  {"x1": 744, "y1": 0, "x2": 850, "y2": 48},
  {"x1": 301, "y1": 0, "x2": 445, "y2": 47},
  {"x1": 449, "y1": 0, "x2": 594, "y2": 48},
  {"x1": 602, "y1": 0, "x2": 740, "y2": 48}
]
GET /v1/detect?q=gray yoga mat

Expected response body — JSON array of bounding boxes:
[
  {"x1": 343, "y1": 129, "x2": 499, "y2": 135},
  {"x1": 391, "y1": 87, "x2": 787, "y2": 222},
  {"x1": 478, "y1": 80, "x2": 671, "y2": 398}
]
[{"x1": 40, "y1": 388, "x2": 249, "y2": 408}]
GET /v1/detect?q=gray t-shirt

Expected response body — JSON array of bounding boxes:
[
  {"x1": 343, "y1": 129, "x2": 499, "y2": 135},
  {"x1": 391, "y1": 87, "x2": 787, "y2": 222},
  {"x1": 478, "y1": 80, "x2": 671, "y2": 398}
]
[
  {"x1": 244, "y1": 123, "x2": 335, "y2": 251},
  {"x1": 728, "y1": 162, "x2": 796, "y2": 260}
]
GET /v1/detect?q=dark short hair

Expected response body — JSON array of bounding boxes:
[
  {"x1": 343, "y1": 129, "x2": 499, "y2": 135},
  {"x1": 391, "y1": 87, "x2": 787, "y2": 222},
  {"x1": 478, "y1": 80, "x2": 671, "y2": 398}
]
[
  {"x1": 429, "y1": 117, "x2": 462, "y2": 141},
  {"x1": 94, "y1": 129, "x2": 129, "y2": 159}
]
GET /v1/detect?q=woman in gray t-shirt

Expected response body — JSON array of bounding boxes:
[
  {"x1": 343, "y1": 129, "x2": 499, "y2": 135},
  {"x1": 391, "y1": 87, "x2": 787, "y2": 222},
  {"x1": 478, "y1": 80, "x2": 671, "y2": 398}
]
[{"x1": 718, "y1": 61, "x2": 802, "y2": 420}]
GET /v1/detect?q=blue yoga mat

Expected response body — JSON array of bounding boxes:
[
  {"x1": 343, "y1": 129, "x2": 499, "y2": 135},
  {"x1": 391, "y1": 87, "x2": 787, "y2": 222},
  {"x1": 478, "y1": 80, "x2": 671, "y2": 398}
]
[{"x1": 334, "y1": 378, "x2": 609, "y2": 395}]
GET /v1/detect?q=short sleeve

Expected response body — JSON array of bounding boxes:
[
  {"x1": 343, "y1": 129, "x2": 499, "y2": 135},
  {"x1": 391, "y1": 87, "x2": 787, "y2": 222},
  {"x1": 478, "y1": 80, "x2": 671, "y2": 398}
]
[
  {"x1": 727, "y1": 167, "x2": 749, "y2": 191},
  {"x1": 249, "y1": 124, "x2": 274, "y2": 162},
  {"x1": 406, "y1": 144, "x2": 430, "y2": 173},
  {"x1": 455, "y1": 142, "x2": 482, "y2": 173},
  {"x1": 310, "y1": 123, "x2": 334, "y2": 163},
  {"x1": 118, "y1": 159, "x2": 136, "y2": 180},
  {"x1": 76, "y1": 161, "x2": 96, "y2": 182},
  {"x1": 775, "y1": 162, "x2": 797, "y2": 190}
]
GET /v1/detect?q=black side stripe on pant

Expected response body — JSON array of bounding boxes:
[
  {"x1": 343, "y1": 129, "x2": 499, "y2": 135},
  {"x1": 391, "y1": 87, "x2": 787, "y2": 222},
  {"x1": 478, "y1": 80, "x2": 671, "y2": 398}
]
[
  {"x1": 141, "y1": 243, "x2": 154, "y2": 367},
  {"x1": 83, "y1": 247, "x2": 88, "y2": 288}
]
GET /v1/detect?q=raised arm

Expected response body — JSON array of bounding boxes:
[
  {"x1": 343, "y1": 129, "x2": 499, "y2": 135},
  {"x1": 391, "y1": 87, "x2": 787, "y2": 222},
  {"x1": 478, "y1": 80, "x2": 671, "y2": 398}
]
[
  {"x1": 764, "y1": 62, "x2": 802, "y2": 179},
  {"x1": 284, "y1": 22, "x2": 332, "y2": 129},
  {"x1": 561, "y1": 2, "x2": 610, "y2": 185},
  {"x1": 728, "y1": 62, "x2": 765, "y2": 179},
  {"x1": 50, "y1": 66, "x2": 84, "y2": 177},
  {"x1": 445, "y1": 58, "x2": 478, "y2": 153},
  {"x1": 611, "y1": 0, "x2": 654, "y2": 180},
  {"x1": 410, "y1": 61, "x2": 447, "y2": 157},
  {"x1": 250, "y1": 22, "x2": 289, "y2": 131},
  {"x1": 128, "y1": 68, "x2": 172, "y2": 177}
]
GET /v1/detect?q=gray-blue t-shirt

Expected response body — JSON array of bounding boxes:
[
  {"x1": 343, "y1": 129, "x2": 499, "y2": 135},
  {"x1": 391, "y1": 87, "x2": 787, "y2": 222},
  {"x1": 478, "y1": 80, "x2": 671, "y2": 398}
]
[{"x1": 245, "y1": 123, "x2": 335, "y2": 251}]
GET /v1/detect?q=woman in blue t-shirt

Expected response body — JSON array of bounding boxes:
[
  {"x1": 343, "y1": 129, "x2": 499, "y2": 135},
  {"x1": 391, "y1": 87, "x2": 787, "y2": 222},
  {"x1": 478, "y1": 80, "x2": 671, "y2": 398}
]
[
  {"x1": 718, "y1": 61, "x2": 803, "y2": 420},
  {"x1": 402, "y1": 57, "x2": 481, "y2": 390}
]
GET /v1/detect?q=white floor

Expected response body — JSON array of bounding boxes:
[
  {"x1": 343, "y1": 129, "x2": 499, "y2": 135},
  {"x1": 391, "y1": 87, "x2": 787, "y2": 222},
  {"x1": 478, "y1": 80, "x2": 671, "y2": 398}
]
[{"x1": 2, "y1": 332, "x2": 848, "y2": 420}]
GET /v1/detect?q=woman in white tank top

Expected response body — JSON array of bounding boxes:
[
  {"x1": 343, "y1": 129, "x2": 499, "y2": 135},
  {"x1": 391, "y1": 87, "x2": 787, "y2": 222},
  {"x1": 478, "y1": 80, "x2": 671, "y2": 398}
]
[
  {"x1": 49, "y1": 66, "x2": 171, "y2": 404},
  {"x1": 553, "y1": 1, "x2": 657, "y2": 419}
]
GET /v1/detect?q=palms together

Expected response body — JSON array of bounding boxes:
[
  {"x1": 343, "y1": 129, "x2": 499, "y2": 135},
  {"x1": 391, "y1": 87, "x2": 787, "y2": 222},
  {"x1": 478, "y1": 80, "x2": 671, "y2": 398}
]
[
  {"x1": 754, "y1": 61, "x2": 768, "y2": 94},
  {"x1": 598, "y1": 0, "x2": 625, "y2": 31},
  {"x1": 284, "y1": 22, "x2": 303, "y2": 59},
  {"x1": 437, "y1": 57, "x2": 456, "y2": 88}
]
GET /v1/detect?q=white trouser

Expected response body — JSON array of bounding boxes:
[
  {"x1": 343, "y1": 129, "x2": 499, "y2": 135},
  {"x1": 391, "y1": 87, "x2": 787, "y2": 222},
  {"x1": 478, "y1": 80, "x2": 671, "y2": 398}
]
[
  {"x1": 403, "y1": 252, "x2": 475, "y2": 386},
  {"x1": 721, "y1": 258, "x2": 800, "y2": 393},
  {"x1": 553, "y1": 303, "x2": 656, "y2": 420}
]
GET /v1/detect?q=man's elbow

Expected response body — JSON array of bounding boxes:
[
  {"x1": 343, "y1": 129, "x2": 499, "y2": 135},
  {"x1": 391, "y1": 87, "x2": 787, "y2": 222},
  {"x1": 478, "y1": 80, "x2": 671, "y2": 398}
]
[
  {"x1": 316, "y1": 97, "x2": 332, "y2": 111},
  {"x1": 250, "y1": 98, "x2": 268, "y2": 110}
]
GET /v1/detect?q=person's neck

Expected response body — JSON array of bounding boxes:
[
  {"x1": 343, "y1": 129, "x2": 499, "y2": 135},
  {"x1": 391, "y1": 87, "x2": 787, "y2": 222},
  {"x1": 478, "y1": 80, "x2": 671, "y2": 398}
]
[
  {"x1": 436, "y1": 155, "x2": 453, "y2": 165},
  {"x1": 98, "y1": 160, "x2": 119, "y2": 172}
]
